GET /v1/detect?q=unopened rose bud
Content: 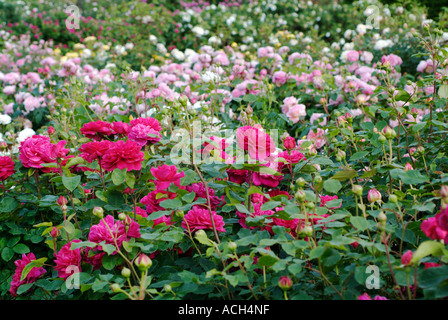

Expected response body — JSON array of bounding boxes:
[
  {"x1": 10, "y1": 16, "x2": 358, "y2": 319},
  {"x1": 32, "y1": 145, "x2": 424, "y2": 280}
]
[
  {"x1": 179, "y1": 95, "x2": 188, "y2": 107},
  {"x1": 246, "y1": 106, "x2": 253, "y2": 115},
  {"x1": 352, "y1": 185, "x2": 363, "y2": 197},
  {"x1": 50, "y1": 227, "x2": 60, "y2": 238},
  {"x1": 382, "y1": 126, "x2": 396, "y2": 139},
  {"x1": 294, "y1": 190, "x2": 306, "y2": 202},
  {"x1": 175, "y1": 210, "x2": 184, "y2": 218},
  {"x1": 378, "y1": 211, "x2": 387, "y2": 222},
  {"x1": 302, "y1": 225, "x2": 313, "y2": 237},
  {"x1": 135, "y1": 254, "x2": 152, "y2": 271},
  {"x1": 93, "y1": 206, "x2": 104, "y2": 218},
  {"x1": 110, "y1": 283, "x2": 121, "y2": 293},
  {"x1": 121, "y1": 267, "x2": 131, "y2": 278},
  {"x1": 283, "y1": 136, "x2": 296, "y2": 150},
  {"x1": 416, "y1": 145, "x2": 425, "y2": 155},
  {"x1": 389, "y1": 194, "x2": 398, "y2": 204},
  {"x1": 118, "y1": 213, "x2": 127, "y2": 221},
  {"x1": 305, "y1": 201, "x2": 315, "y2": 209},
  {"x1": 319, "y1": 97, "x2": 327, "y2": 105},
  {"x1": 313, "y1": 175, "x2": 323, "y2": 185},
  {"x1": 296, "y1": 177, "x2": 306, "y2": 187},
  {"x1": 308, "y1": 145, "x2": 317, "y2": 157},
  {"x1": 61, "y1": 204, "x2": 68, "y2": 213},
  {"x1": 367, "y1": 188, "x2": 382, "y2": 204},
  {"x1": 440, "y1": 185, "x2": 448, "y2": 202},
  {"x1": 401, "y1": 250, "x2": 413, "y2": 266},
  {"x1": 278, "y1": 276, "x2": 293, "y2": 291},
  {"x1": 164, "y1": 284, "x2": 172, "y2": 292},
  {"x1": 227, "y1": 241, "x2": 237, "y2": 251},
  {"x1": 404, "y1": 162, "x2": 413, "y2": 171},
  {"x1": 378, "y1": 134, "x2": 387, "y2": 144},
  {"x1": 336, "y1": 149, "x2": 346, "y2": 161},
  {"x1": 47, "y1": 126, "x2": 55, "y2": 135},
  {"x1": 57, "y1": 196, "x2": 68, "y2": 206}
]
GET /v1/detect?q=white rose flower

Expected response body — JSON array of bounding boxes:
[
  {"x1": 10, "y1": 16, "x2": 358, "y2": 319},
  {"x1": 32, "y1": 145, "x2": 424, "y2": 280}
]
[
  {"x1": 17, "y1": 128, "x2": 36, "y2": 143},
  {"x1": 0, "y1": 114, "x2": 12, "y2": 125},
  {"x1": 201, "y1": 71, "x2": 221, "y2": 83}
]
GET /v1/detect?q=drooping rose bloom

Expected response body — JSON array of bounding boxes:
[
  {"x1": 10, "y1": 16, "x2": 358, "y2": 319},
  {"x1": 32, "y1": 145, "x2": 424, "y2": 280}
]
[
  {"x1": 88, "y1": 215, "x2": 141, "y2": 253},
  {"x1": 9, "y1": 253, "x2": 46, "y2": 297},
  {"x1": 181, "y1": 207, "x2": 226, "y2": 233},
  {"x1": 54, "y1": 240, "x2": 82, "y2": 280},
  {"x1": 151, "y1": 164, "x2": 185, "y2": 190},
  {"x1": 101, "y1": 140, "x2": 145, "y2": 172},
  {"x1": 0, "y1": 156, "x2": 15, "y2": 181},
  {"x1": 83, "y1": 247, "x2": 106, "y2": 270},
  {"x1": 19, "y1": 135, "x2": 69, "y2": 169},
  {"x1": 80, "y1": 120, "x2": 113, "y2": 140},
  {"x1": 79, "y1": 140, "x2": 113, "y2": 163}
]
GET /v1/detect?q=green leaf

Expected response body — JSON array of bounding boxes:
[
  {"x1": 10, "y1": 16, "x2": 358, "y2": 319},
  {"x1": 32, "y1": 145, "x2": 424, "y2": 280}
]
[
  {"x1": 332, "y1": 169, "x2": 358, "y2": 181},
  {"x1": 182, "y1": 192, "x2": 196, "y2": 204},
  {"x1": 112, "y1": 168, "x2": 127, "y2": 186},
  {"x1": 257, "y1": 255, "x2": 278, "y2": 266},
  {"x1": 438, "y1": 84, "x2": 448, "y2": 99},
  {"x1": 349, "y1": 151, "x2": 369, "y2": 161},
  {"x1": 17, "y1": 282, "x2": 34, "y2": 295},
  {"x1": 411, "y1": 241, "x2": 444, "y2": 264},
  {"x1": 1, "y1": 247, "x2": 13, "y2": 262},
  {"x1": 20, "y1": 257, "x2": 47, "y2": 281},
  {"x1": 159, "y1": 198, "x2": 182, "y2": 209},
  {"x1": 0, "y1": 197, "x2": 18, "y2": 213},
  {"x1": 309, "y1": 246, "x2": 326, "y2": 260},
  {"x1": 125, "y1": 172, "x2": 136, "y2": 189},
  {"x1": 261, "y1": 201, "x2": 282, "y2": 211},
  {"x1": 323, "y1": 179, "x2": 342, "y2": 194},
  {"x1": 65, "y1": 156, "x2": 86, "y2": 168},
  {"x1": 418, "y1": 266, "x2": 448, "y2": 289},
  {"x1": 62, "y1": 174, "x2": 81, "y2": 192},
  {"x1": 13, "y1": 243, "x2": 30, "y2": 254},
  {"x1": 350, "y1": 216, "x2": 372, "y2": 231}
]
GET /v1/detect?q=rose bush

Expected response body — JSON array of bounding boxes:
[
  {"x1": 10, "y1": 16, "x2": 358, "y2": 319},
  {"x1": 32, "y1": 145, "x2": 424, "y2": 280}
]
[{"x1": 0, "y1": 0, "x2": 448, "y2": 301}]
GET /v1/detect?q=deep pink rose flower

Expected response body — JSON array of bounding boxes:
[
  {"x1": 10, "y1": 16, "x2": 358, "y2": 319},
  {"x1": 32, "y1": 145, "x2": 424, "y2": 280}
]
[
  {"x1": 181, "y1": 207, "x2": 226, "y2": 233},
  {"x1": 54, "y1": 240, "x2": 82, "y2": 280},
  {"x1": 130, "y1": 117, "x2": 162, "y2": 132},
  {"x1": 151, "y1": 164, "x2": 185, "y2": 190},
  {"x1": 436, "y1": 206, "x2": 448, "y2": 232},
  {"x1": 357, "y1": 293, "x2": 388, "y2": 300},
  {"x1": 79, "y1": 140, "x2": 113, "y2": 163},
  {"x1": 112, "y1": 121, "x2": 131, "y2": 136},
  {"x1": 283, "y1": 136, "x2": 296, "y2": 150},
  {"x1": 9, "y1": 253, "x2": 46, "y2": 297},
  {"x1": 226, "y1": 169, "x2": 249, "y2": 184},
  {"x1": 101, "y1": 140, "x2": 144, "y2": 172},
  {"x1": 421, "y1": 217, "x2": 448, "y2": 240},
  {"x1": 0, "y1": 156, "x2": 15, "y2": 181},
  {"x1": 83, "y1": 247, "x2": 105, "y2": 270},
  {"x1": 88, "y1": 215, "x2": 141, "y2": 252},
  {"x1": 278, "y1": 150, "x2": 306, "y2": 165},
  {"x1": 128, "y1": 124, "x2": 161, "y2": 146},
  {"x1": 80, "y1": 120, "x2": 113, "y2": 140},
  {"x1": 401, "y1": 250, "x2": 413, "y2": 266},
  {"x1": 19, "y1": 135, "x2": 69, "y2": 169},
  {"x1": 186, "y1": 182, "x2": 223, "y2": 209},
  {"x1": 140, "y1": 190, "x2": 177, "y2": 214}
]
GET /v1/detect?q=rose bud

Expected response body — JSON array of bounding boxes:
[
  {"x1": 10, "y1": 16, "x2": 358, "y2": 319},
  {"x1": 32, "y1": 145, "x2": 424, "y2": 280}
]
[
  {"x1": 367, "y1": 188, "x2": 382, "y2": 204},
  {"x1": 278, "y1": 276, "x2": 293, "y2": 291},
  {"x1": 93, "y1": 206, "x2": 104, "y2": 218},
  {"x1": 48, "y1": 126, "x2": 56, "y2": 135},
  {"x1": 57, "y1": 196, "x2": 68, "y2": 206},
  {"x1": 135, "y1": 254, "x2": 153, "y2": 271},
  {"x1": 50, "y1": 227, "x2": 60, "y2": 238},
  {"x1": 352, "y1": 185, "x2": 363, "y2": 197},
  {"x1": 382, "y1": 125, "x2": 397, "y2": 139},
  {"x1": 283, "y1": 136, "x2": 296, "y2": 150},
  {"x1": 401, "y1": 250, "x2": 413, "y2": 266},
  {"x1": 404, "y1": 162, "x2": 413, "y2": 171}
]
